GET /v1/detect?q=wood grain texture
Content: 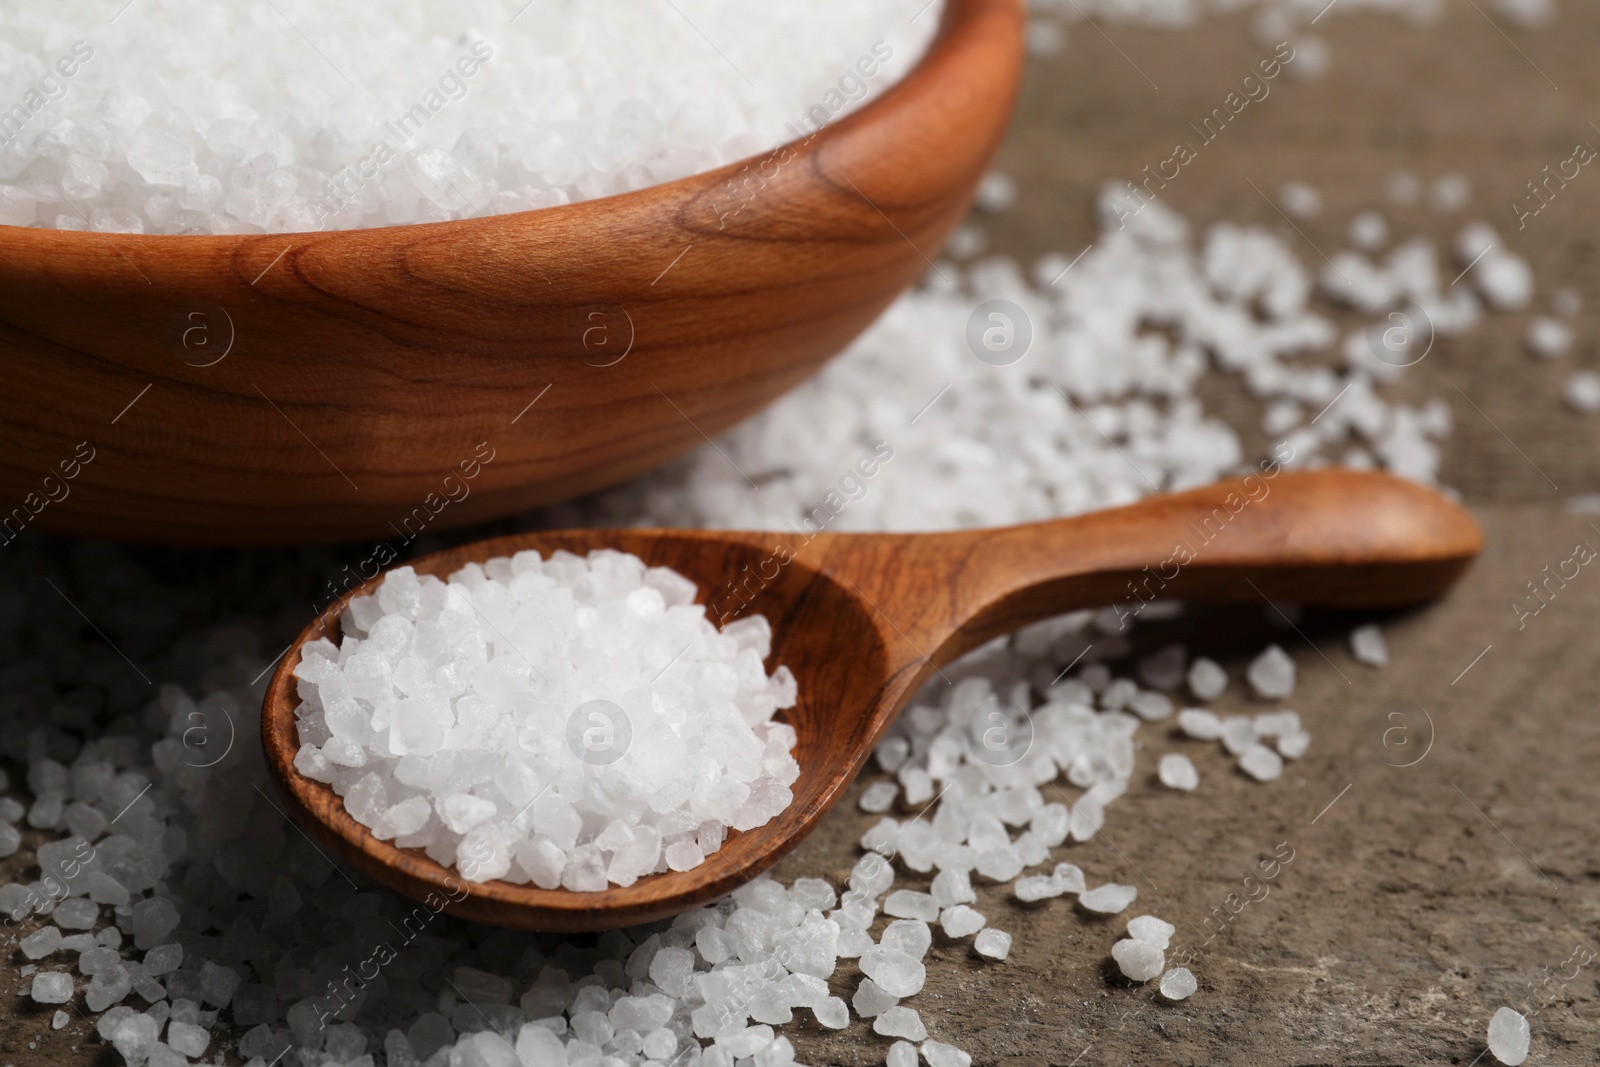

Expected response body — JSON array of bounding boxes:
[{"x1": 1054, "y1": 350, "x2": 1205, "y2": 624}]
[
  {"x1": 259, "y1": 469, "x2": 1481, "y2": 930},
  {"x1": 0, "y1": 0, "x2": 1024, "y2": 546}
]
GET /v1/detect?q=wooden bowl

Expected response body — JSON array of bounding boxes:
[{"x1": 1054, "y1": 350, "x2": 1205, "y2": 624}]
[{"x1": 0, "y1": 0, "x2": 1023, "y2": 546}]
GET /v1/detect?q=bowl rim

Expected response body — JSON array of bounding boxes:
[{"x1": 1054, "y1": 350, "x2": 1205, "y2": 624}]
[{"x1": 0, "y1": 0, "x2": 987, "y2": 249}]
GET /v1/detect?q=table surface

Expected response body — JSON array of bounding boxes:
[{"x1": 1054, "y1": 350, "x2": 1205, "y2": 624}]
[
  {"x1": 777, "y1": 4, "x2": 1599, "y2": 1063},
  {"x1": 5, "y1": 4, "x2": 1600, "y2": 1065}
]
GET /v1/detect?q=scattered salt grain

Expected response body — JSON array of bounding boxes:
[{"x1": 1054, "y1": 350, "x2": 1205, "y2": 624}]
[
  {"x1": 1239, "y1": 744, "x2": 1285, "y2": 782},
  {"x1": 1178, "y1": 708, "x2": 1224, "y2": 740},
  {"x1": 31, "y1": 971, "x2": 73, "y2": 1003},
  {"x1": 1278, "y1": 182, "x2": 1322, "y2": 219},
  {"x1": 1079, "y1": 883, "x2": 1138, "y2": 915},
  {"x1": 1220, "y1": 716, "x2": 1258, "y2": 756},
  {"x1": 1157, "y1": 753, "x2": 1199, "y2": 792},
  {"x1": 874, "y1": 1006, "x2": 928, "y2": 1041},
  {"x1": 940, "y1": 906, "x2": 987, "y2": 937},
  {"x1": 1277, "y1": 731, "x2": 1312, "y2": 760},
  {"x1": 1186, "y1": 658, "x2": 1228, "y2": 701},
  {"x1": 888, "y1": 1040, "x2": 919, "y2": 1067},
  {"x1": 852, "y1": 978, "x2": 899, "y2": 1019},
  {"x1": 884, "y1": 891, "x2": 940, "y2": 922},
  {"x1": 921, "y1": 1039, "x2": 973, "y2": 1067},
  {"x1": 1527, "y1": 316, "x2": 1573, "y2": 359},
  {"x1": 972, "y1": 929, "x2": 1012, "y2": 961},
  {"x1": 1127, "y1": 915, "x2": 1175, "y2": 949},
  {"x1": 1348, "y1": 211, "x2": 1388, "y2": 251},
  {"x1": 51, "y1": 1009, "x2": 69, "y2": 1030},
  {"x1": 1014, "y1": 875, "x2": 1065, "y2": 903},
  {"x1": 1160, "y1": 967, "x2": 1197, "y2": 1001},
  {"x1": 1431, "y1": 173, "x2": 1472, "y2": 213},
  {"x1": 1565, "y1": 373, "x2": 1600, "y2": 414},
  {"x1": 1111, "y1": 937, "x2": 1165, "y2": 982},
  {"x1": 860, "y1": 782, "x2": 899, "y2": 813},
  {"x1": 1350, "y1": 623, "x2": 1388, "y2": 666},
  {"x1": 20, "y1": 925, "x2": 62, "y2": 959},
  {"x1": 1487, "y1": 1006, "x2": 1530, "y2": 1065},
  {"x1": 975, "y1": 172, "x2": 1019, "y2": 214},
  {"x1": 1247, "y1": 645, "x2": 1296, "y2": 699}
]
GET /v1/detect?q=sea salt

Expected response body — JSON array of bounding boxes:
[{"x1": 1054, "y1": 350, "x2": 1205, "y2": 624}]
[
  {"x1": 2, "y1": 1, "x2": 941, "y2": 233},
  {"x1": 1159, "y1": 967, "x2": 1197, "y2": 1001},
  {"x1": 31, "y1": 971, "x2": 73, "y2": 1003},
  {"x1": 1487, "y1": 1006, "x2": 1530, "y2": 1065},
  {"x1": 1178, "y1": 708, "x2": 1224, "y2": 740},
  {"x1": 295, "y1": 555, "x2": 799, "y2": 887},
  {"x1": 921, "y1": 1040, "x2": 973, "y2": 1067},
  {"x1": 1157, "y1": 754, "x2": 1199, "y2": 792},
  {"x1": 1239, "y1": 744, "x2": 1285, "y2": 782},
  {"x1": 1527, "y1": 316, "x2": 1573, "y2": 359},
  {"x1": 1111, "y1": 938, "x2": 1164, "y2": 982},
  {"x1": 1247, "y1": 646, "x2": 1296, "y2": 699},
  {"x1": 1079, "y1": 883, "x2": 1138, "y2": 915},
  {"x1": 940, "y1": 905, "x2": 987, "y2": 937},
  {"x1": 1186, "y1": 658, "x2": 1228, "y2": 701},
  {"x1": 1127, "y1": 915, "x2": 1175, "y2": 949},
  {"x1": 1565, "y1": 373, "x2": 1600, "y2": 414},
  {"x1": 860, "y1": 782, "x2": 900, "y2": 814},
  {"x1": 1350, "y1": 623, "x2": 1388, "y2": 666},
  {"x1": 972, "y1": 929, "x2": 1012, "y2": 961}
]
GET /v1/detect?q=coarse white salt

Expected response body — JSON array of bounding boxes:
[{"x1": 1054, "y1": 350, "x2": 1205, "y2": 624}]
[
  {"x1": 294, "y1": 554, "x2": 799, "y2": 889},
  {"x1": 975, "y1": 172, "x2": 1019, "y2": 214},
  {"x1": 1350, "y1": 623, "x2": 1388, "y2": 666},
  {"x1": 1239, "y1": 744, "x2": 1285, "y2": 782},
  {"x1": 1277, "y1": 181, "x2": 1322, "y2": 219},
  {"x1": 873, "y1": 1006, "x2": 927, "y2": 1041},
  {"x1": 1276, "y1": 731, "x2": 1312, "y2": 760},
  {"x1": 31, "y1": 971, "x2": 72, "y2": 1003},
  {"x1": 888, "y1": 1040, "x2": 919, "y2": 1067},
  {"x1": 1190, "y1": 659, "x2": 1222, "y2": 700},
  {"x1": 1487, "y1": 1006, "x2": 1530, "y2": 1065},
  {"x1": 1247, "y1": 645, "x2": 1296, "y2": 699},
  {"x1": 972, "y1": 929, "x2": 1012, "y2": 961},
  {"x1": 1157, "y1": 753, "x2": 1198, "y2": 792},
  {"x1": 1431, "y1": 173, "x2": 1471, "y2": 213},
  {"x1": 1565, "y1": 373, "x2": 1600, "y2": 414},
  {"x1": 1, "y1": 0, "x2": 941, "y2": 233},
  {"x1": 1159, "y1": 967, "x2": 1197, "y2": 1001},
  {"x1": 1178, "y1": 707, "x2": 1224, "y2": 740},
  {"x1": 1527, "y1": 316, "x2": 1573, "y2": 359},
  {"x1": 1079, "y1": 883, "x2": 1138, "y2": 915},
  {"x1": 1111, "y1": 937, "x2": 1164, "y2": 982},
  {"x1": 1127, "y1": 915, "x2": 1174, "y2": 949},
  {"x1": 940, "y1": 905, "x2": 987, "y2": 938},
  {"x1": 1347, "y1": 211, "x2": 1388, "y2": 251},
  {"x1": 921, "y1": 1039, "x2": 973, "y2": 1067},
  {"x1": 1220, "y1": 716, "x2": 1258, "y2": 756},
  {"x1": 860, "y1": 781, "x2": 900, "y2": 814}
]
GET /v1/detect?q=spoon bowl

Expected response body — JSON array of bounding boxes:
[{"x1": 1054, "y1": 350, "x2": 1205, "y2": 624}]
[
  {"x1": 262, "y1": 469, "x2": 1483, "y2": 929},
  {"x1": 0, "y1": 0, "x2": 1024, "y2": 545}
]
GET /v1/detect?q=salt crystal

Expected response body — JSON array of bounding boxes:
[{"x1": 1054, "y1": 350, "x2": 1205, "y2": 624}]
[
  {"x1": 1013, "y1": 875, "x2": 1064, "y2": 903},
  {"x1": 51, "y1": 1009, "x2": 69, "y2": 1030},
  {"x1": 1079, "y1": 883, "x2": 1138, "y2": 914},
  {"x1": 53, "y1": 896, "x2": 98, "y2": 929},
  {"x1": 1247, "y1": 645, "x2": 1296, "y2": 699},
  {"x1": 1157, "y1": 754, "x2": 1198, "y2": 791},
  {"x1": 975, "y1": 172, "x2": 1018, "y2": 214},
  {"x1": 860, "y1": 781, "x2": 900, "y2": 813},
  {"x1": 1160, "y1": 967, "x2": 1197, "y2": 1001},
  {"x1": 1277, "y1": 731, "x2": 1312, "y2": 760},
  {"x1": 1127, "y1": 915, "x2": 1175, "y2": 949},
  {"x1": 852, "y1": 978, "x2": 899, "y2": 1018},
  {"x1": 1278, "y1": 182, "x2": 1321, "y2": 219},
  {"x1": 940, "y1": 905, "x2": 987, "y2": 937},
  {"x1": 1566, "y1": 373, "x2": 1600, "y2": 414},
  {"x1": 31, "y1": 971, "x2": 73, "y2": 1003},
  {"x1": 1487, "y1": 1006, "x2": 1530, "y2": 1065},
  {"x1": 168, "y1": 1019, "x2": 210, "y2": 1057},
  {"x1": 1350, "y1": 623, "x2": 1388, "y2": 666},
  {"x1": 1111, "y1": 938, "x2": 1164, "y2": 981},
  {"x1": 973, "y1": 928, "x2": 1012, "y2": 961},
  {"x1": 1221, "y1": 716, "x2": 1258, "y2": 756},
  {"x1": 888, "y1": 1040, "x2": 919, "y2": 1067},
  {"x1": 21, "y1": 925, "x2": 63, "y2": 959},
  {"x1": 1178, "y1": 708, "x2": 1223, "y2": 740},
  {"x1": 1527, "y1": 316, "x2": 1572, "y2": 359},
  {"x1": 860, "y1": 947, "x2": 925, "y2": 997},
  {"x1": 921, "y1": 1040, "x2": 973, "y2": 1067},
  {"x1": 931, "y1": 868, "x2": 975, "y2": 908},
  {"x1": 1240, "y1": 744, "x2": 1285, "y2": 782},
  {"x1": 812, "y1": 996, "x2": 849, "y2": 1029},
  {"x1": 884, "y1": 890, "x2": 940, "y2": 922}
]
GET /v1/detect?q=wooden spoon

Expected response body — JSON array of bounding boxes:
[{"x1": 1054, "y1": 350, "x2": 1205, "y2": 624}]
[{"x1": 261, "y1": 469, "x2": 1481, "y2": 930}]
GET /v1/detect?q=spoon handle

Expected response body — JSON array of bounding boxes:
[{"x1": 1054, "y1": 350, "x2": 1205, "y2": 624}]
[{"x1": 820, "y1": 469, "x2": 1481, "y2": 672}]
